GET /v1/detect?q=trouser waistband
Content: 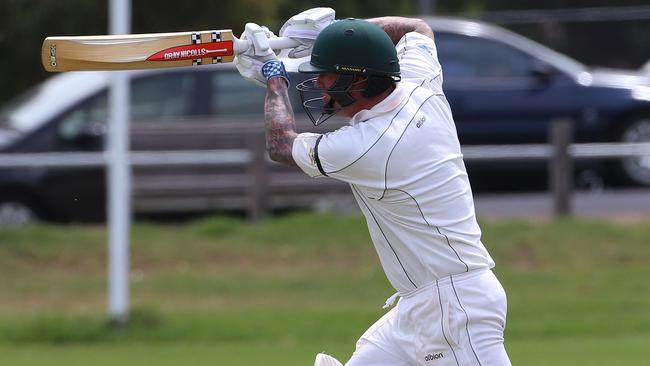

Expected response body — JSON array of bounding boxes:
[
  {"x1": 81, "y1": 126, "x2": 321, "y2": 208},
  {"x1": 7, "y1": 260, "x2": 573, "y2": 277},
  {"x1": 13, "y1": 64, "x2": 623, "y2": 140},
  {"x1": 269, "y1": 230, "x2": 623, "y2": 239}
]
[{"x1": 383, "y1": 268, "x2": 490, "y2": 309}]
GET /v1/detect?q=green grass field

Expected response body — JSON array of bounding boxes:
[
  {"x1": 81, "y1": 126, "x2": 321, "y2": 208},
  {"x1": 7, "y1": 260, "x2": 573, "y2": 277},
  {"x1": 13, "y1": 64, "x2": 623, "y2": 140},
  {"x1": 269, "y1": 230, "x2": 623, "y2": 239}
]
[{"x1": 1, "y1": 213, "x2": 649, "y2": 365}]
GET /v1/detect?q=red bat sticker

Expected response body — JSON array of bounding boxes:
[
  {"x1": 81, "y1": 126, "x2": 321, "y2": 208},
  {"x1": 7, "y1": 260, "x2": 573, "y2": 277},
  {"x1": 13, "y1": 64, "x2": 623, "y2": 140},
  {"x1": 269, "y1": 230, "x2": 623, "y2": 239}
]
[{"x1": 147, "y1": 41, "x2": 233, "y2": 61}]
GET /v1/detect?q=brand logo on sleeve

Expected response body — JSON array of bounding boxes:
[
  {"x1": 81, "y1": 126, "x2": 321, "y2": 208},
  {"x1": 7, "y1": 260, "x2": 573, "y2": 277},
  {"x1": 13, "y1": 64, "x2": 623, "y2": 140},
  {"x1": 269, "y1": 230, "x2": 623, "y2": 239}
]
[
  {"x1": 424, "y1": 352, "x2": 444, "y2": 362},
  {"x1": 308, "y1": 147, "x2": 317, "y2": 166},
  {"x1": 416, "y1": 115, "x2": 426, "y2": 128}
]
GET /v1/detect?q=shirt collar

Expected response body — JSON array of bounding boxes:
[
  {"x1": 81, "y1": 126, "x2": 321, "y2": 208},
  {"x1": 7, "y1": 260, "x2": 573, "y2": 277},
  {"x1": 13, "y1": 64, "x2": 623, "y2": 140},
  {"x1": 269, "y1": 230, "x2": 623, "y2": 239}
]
[{"x1": 349, "y1": 82, "x2": 416, "y2": 126}]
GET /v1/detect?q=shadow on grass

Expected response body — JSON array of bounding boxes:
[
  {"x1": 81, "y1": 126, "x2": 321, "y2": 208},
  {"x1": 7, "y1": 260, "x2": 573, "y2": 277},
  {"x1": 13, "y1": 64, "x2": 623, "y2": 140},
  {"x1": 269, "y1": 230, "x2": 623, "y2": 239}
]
[{"x1": 1, "y1": 307, "x2": 163, "y2": 344}]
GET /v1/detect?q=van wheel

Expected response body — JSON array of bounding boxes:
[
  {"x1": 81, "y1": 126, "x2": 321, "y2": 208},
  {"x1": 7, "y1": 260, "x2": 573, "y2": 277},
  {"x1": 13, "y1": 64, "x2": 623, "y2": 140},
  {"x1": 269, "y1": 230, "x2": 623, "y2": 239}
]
[
  {"x1": 0, "y1": 198, "x2": 39, "y2": 227},
  {"x1": 617, "y1": 117, "x2": 650, "y2": 186}
]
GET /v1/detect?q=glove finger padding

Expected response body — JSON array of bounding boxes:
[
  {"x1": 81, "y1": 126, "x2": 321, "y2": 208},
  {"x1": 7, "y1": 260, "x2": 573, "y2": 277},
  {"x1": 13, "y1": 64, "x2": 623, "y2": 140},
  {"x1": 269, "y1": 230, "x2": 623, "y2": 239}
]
[
  {"x1": 286, "y1": 42, "x2": 313, "y2": 59},
  {"x1": 279, "y1": 7, "x2": 336, "y2": 58},
  {"x1": 243, "y1": 23, "x2": 276, "y2": 58},
  {"x1": 234, "y1": 23, "x2": 279, "y2": 87}
]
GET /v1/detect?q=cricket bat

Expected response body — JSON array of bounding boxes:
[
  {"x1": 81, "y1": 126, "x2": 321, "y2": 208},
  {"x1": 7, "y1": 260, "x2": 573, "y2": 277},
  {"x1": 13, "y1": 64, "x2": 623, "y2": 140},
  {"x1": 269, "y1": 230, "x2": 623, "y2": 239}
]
[{"x1": 42, "y1": 29, "x2": 298, "y2": 72}]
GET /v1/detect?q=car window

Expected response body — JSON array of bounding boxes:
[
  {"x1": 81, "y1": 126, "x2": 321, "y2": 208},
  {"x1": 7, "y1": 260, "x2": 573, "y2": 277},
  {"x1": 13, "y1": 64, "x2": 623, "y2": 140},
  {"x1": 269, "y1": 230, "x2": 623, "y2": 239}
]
[
  {"x1": 131, "y1": 72, "x2": 197, "y2": 119},
  {"x1": 211, "y1": 71, "x2": 265, "y2": 115},
  {"x1": 57, "y1": 69, "x2": 311, "y2": 140},
  {"x1": 58, "y1": 91, "x2": 107, "y2": 140},
  {"x1": 435, "y1": 33, "x2": 535, "y2": 80},
  {"x1": 210, "y1": 71, "x2": 309, "y2": 116},
  {"x1": 58, "y1": 72, "x2": 201, "y2": 138}
]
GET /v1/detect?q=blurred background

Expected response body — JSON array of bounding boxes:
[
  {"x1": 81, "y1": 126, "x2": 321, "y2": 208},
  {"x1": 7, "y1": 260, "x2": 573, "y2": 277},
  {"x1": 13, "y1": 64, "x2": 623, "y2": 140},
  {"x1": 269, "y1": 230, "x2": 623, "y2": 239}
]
[
  {"x1": 1, "y1": 1, "x2": 650, "y2": 365},
  {"x1": 2, "y1": 0, "x2": 650, "y2": 105},
  {"x1": 1, "y1": 0, "x2": 650, "y2": 224}
]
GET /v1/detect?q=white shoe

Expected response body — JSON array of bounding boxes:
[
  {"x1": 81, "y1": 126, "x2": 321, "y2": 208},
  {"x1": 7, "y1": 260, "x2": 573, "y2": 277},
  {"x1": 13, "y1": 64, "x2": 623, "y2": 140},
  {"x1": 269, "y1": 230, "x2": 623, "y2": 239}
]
[{"x1": 314, "y1": 353, "x2": 343, "y2": 366}]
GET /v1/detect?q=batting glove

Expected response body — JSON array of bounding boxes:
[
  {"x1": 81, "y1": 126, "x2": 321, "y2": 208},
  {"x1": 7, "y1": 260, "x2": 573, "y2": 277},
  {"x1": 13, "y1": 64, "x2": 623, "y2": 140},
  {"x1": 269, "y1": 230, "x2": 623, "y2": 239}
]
[
  {"x1": 234, "y1": 23, "x2": 279, "y2": 87},
  {"x1": 279, "y1": 7, "x2": 336, "y2": 58}
]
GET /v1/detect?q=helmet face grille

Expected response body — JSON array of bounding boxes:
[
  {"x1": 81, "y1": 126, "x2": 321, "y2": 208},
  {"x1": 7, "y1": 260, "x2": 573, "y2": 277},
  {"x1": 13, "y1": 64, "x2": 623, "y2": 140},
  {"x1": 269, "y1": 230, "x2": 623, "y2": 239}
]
[
  {"x1": 299, "y1": 19, "x2": 400, "y2": 77},
  {"x1": 296, "y1": 76, "x2": 366, "y2": 126}
]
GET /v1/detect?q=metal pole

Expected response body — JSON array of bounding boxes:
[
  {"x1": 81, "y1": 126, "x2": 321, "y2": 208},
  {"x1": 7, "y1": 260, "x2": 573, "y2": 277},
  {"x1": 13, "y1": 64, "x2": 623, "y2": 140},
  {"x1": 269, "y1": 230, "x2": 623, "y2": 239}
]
[{"x1": 107, "y1": 0, "x2": 131, "y2": 326}]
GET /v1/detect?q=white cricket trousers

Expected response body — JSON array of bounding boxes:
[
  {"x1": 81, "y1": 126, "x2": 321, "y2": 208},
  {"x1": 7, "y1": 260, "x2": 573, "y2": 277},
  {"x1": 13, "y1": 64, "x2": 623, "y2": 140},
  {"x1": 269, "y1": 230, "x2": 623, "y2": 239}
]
[{"x1": 346, "y1": 269, "x2": 511, "y2": 366}]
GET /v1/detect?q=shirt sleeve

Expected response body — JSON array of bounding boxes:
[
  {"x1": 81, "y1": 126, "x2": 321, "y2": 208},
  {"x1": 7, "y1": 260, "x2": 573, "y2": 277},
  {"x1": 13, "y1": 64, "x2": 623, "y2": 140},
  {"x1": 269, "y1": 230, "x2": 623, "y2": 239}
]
[
  {"x1": 292, "y1": 132, "x2": 326, "y2": 178},
  {"x1": 292, "y1": 127, "x2": 362, "y2": 180},
  {"x1": 396, "y1": 32, "x2": 443, "y2": 92},
  {"x1": 292, "y1": 125, "x2": 383, "y2": 185}
]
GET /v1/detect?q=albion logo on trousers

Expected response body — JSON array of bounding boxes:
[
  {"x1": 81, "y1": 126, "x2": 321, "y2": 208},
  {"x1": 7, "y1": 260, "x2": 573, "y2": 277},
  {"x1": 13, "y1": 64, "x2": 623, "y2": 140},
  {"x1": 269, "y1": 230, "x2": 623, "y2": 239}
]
[{"x1": 424, "y1": 352, "x2": 444, "y2": 362}]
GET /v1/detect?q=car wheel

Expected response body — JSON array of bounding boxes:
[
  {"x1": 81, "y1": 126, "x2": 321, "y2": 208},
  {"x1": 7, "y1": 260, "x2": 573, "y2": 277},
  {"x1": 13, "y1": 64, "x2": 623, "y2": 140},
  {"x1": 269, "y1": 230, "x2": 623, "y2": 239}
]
[
  {"x1": 618, "y1": 117, "x2": 650, "y2": 186},
  {"x1": 0, "y1": 199, "x2": 39, "y2": 227}
]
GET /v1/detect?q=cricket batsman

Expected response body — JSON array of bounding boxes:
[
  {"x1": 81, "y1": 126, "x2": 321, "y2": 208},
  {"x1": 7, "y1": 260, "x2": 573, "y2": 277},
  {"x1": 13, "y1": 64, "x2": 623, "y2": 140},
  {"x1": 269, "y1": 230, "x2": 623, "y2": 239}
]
[{"x1": 234, "y1": 7, "x2": 512, "y2": 366}]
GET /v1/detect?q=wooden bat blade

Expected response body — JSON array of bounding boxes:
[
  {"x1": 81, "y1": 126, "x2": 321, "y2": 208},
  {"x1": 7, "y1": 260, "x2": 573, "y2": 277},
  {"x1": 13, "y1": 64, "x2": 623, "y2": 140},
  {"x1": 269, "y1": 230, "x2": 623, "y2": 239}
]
[{"x1": 42, "y1": 30, "x2": 236, "y2": 72}]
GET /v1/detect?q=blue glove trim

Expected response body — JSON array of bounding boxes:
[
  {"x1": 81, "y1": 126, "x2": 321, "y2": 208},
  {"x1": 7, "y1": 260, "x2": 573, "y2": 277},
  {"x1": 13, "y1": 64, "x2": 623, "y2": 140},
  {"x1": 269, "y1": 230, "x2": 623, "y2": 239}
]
[{"x1": 261, "y1": 60, "x2": 289, "y2": 86}]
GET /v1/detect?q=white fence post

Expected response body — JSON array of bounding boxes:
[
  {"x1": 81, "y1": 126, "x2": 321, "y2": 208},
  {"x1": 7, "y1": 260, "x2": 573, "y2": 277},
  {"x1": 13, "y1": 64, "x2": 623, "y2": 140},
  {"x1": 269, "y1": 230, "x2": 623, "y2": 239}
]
[{"x1": 549, "y1": 118, "x2": 574, "y2": 217}]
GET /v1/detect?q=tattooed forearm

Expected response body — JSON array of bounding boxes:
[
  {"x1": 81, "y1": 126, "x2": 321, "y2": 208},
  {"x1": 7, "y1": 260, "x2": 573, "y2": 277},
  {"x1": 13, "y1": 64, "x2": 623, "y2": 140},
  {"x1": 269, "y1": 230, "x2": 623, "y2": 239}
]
[
  {"x1": 367, "y1": 17, "x2": 434, "y2": 44},
  {"x1": 264, "y1": 78, "x2": 298, "y2": 166}
]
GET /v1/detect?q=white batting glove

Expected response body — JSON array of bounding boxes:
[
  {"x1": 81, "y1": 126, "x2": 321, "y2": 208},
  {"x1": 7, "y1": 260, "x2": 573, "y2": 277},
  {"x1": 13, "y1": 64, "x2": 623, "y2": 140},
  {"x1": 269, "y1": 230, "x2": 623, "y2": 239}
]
[
  {"x1": 234, "y1": 23, "x2": 279, "y2": 87},
  {"x1": 279, "y1": 7, "x2": 336, "y2": 58}
]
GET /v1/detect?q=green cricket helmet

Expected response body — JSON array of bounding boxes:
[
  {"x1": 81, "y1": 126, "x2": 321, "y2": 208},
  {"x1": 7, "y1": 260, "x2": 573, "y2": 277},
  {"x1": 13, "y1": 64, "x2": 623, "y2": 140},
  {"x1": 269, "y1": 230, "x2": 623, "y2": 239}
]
[
  {"x1": 297, "y1": 18, "x2": 401, "y2": 125},
  {"x1": 299, "y1": 18, "x2": 400, "y2": 77}
]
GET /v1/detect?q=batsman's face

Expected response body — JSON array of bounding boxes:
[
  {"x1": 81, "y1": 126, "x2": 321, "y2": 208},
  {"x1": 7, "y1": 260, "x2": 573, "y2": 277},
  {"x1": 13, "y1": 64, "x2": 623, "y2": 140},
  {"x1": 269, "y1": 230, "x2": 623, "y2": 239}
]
[
  {"x1": 315, "y1": 73, "x2": 357, "y2": 117},
  {"x1": 315, "y1": 73, "x2": 338, "y2": 103},
  {"x1": 316, "y1": 73, "x2": 338, "y2": 89}
]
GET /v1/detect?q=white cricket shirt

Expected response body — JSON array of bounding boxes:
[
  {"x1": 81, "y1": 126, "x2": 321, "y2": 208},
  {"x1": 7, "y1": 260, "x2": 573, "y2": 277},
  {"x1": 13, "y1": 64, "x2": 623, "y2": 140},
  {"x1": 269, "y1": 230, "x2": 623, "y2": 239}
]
[{"x1": 292, "y1": 32, "x2": 495, "y2": 294}]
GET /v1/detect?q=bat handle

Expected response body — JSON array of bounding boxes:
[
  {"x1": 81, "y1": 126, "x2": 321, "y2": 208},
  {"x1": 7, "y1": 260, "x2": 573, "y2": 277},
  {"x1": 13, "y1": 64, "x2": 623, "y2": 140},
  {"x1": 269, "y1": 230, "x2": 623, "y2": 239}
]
[{"x1": 232, "y1": 36, "x2": 301, "y2": 55}]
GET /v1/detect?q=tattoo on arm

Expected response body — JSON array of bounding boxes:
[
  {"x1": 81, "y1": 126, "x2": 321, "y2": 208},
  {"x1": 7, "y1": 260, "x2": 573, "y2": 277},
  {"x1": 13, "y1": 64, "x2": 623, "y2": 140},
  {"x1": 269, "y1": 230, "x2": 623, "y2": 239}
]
[
  {"x1": 367, "y1": 16, "x2": 434, "y2": 44},
  {"x1": 264, "y1": 77, "x2": 298, "y2": 166}
]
